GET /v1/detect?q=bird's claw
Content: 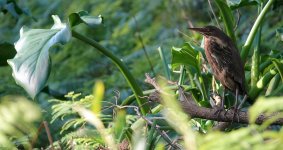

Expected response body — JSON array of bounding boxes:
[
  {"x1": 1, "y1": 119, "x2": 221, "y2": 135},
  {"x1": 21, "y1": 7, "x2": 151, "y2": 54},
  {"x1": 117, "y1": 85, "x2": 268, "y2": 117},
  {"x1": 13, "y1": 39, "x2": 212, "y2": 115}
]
[
  {"x1": 213, "y1": 107, "x2": 225, "y2": 119},
  {"x1": 225, "y1": 106, "x2": 240, "y2": 123}
]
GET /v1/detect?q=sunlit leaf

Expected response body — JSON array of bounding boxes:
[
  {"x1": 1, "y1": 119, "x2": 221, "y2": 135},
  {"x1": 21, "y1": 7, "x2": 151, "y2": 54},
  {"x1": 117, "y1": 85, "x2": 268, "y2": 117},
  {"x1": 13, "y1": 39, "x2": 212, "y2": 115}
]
[
  {"x1": 0, "y1": 42, "x2": 16, "y2": 66},
  {"x1": 92, "y1": 80, "x2": 105, "y2": 114},
  {"x1": 158, "y1": 81, "x2": 197, "y2": 150},
  {"x1": 7, "y1": 15, "x2": 71, "y2": 98},
  {"x1": 0, "y1": 96, "x2": 41, "y2": 149},
  {"x1": 113, "y1": 109, "x2": 127, "y2": 141},
  {"x1": 171, "y1": 43, "x2": 198, "y2": 70},
  {"x1": 69, "y1": 10, "x2": 103, "y2": 28},
  {"x1": 74, "y1": 107, "x2": 117, "y2": 150},
  {"x1": 249, "y1": 96, "x2": 283, "y2": 124}
]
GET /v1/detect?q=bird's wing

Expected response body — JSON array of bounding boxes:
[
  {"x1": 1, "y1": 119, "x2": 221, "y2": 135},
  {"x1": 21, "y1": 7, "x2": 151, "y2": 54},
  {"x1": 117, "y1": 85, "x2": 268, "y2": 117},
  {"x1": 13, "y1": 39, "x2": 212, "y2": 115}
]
[{"x1": 212, "y1": 40, "x2": 246, "y2": 92}]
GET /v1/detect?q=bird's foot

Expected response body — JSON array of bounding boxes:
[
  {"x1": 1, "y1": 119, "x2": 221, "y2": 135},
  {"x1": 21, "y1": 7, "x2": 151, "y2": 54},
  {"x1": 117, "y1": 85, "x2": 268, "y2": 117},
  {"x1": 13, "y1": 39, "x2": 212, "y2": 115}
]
[
  {"x1": 213, "y1": 107, "x2": 225, "y2": 119},
  {"x1": 225, "y1": 106, "x2": 240, "y2": 123}
]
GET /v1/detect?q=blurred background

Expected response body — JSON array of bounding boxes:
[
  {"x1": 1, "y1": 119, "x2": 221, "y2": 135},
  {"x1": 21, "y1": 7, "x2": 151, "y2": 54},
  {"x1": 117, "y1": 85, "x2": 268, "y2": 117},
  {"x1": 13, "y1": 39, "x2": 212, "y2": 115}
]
[{"x1": 0, "y1": 0, "x2": 282, "y2": 149}]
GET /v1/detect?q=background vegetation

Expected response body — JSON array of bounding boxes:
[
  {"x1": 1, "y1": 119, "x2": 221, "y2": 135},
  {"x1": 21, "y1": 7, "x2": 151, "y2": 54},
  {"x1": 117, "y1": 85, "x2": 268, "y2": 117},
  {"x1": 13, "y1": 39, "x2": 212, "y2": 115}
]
[{"x1": 0, "y1": 0, "x2": 282, "y2": 149}]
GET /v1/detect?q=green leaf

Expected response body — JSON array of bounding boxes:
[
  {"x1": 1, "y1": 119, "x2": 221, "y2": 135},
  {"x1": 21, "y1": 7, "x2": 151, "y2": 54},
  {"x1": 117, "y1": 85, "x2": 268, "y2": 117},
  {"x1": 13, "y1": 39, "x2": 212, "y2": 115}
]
[
  {"x1": 249, "y1": 96, "x2": 283, "y2": 124},
  {"x1": 271, "y1": 58, "x2": 283, "y2": 82},
  {"x1": 226, "y1": 0, "x2": 260, "y2": 9},
  {"x1": 171, "y1": 43, "x2": 198, "y2": 70},
  {"x1": 0, "y1": 42, "x2": 16, "y2": 66},
  {"x1": 92, "y1": 80, "x2": 105, "y2": 115},
  {"x1": 215, "y1": 0, "x2": 236, "y2": 43},
  {"x1": 7, "y1": 15, "x2": 71, "y2": 98},
  {"x1": 276, "y1": 27, "x2": 283, "y2": 41},
  {"x1": 69, "y1": 11, "x2": 103, "y2": 28},
  {"x1": 113, "y1": 109, "x2": 127, "y2": 141},
  {"x1": 0, "y1": 96, "x2": 41, "y2": 149}
]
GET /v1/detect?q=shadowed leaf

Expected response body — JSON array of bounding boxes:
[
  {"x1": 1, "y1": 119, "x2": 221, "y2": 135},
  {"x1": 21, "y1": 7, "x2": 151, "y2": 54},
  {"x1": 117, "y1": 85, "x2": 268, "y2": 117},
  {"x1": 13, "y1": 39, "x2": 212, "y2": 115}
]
[{"x1": 0, "y1": 42, "x2": 16, "y2": 66}]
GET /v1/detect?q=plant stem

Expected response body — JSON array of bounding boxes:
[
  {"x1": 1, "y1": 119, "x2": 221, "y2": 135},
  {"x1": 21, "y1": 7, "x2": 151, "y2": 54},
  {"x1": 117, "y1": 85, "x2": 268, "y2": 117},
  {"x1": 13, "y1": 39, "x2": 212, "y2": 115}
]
[
  {"x1": 241, "y1": 0, "x2": 275, "y2": 62},
  {"x1": 72, "y1": 30, "x2": 149, "y2": 115}
]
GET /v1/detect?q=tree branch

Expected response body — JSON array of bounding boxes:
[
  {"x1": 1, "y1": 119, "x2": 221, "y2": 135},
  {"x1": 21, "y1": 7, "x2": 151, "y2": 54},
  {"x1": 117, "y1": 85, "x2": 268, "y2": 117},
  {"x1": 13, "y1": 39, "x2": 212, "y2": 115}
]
[{"x1": 144, "y1": 74, "x2": 283, "y2": 125}]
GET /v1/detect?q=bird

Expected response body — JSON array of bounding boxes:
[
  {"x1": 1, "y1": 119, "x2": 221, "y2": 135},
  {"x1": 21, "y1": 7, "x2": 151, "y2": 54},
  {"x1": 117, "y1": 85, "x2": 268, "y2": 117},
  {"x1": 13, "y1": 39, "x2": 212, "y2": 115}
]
[{"x1": 189, "y1": 26, "x2": 248, "y2": 120}]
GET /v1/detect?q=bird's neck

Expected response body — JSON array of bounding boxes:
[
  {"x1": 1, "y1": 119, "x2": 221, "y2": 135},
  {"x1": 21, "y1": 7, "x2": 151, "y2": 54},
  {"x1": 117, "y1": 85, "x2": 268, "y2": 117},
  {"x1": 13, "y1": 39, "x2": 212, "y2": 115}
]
[{"x1": 205, "y1": 36, "x2": 228, "y2": 48}]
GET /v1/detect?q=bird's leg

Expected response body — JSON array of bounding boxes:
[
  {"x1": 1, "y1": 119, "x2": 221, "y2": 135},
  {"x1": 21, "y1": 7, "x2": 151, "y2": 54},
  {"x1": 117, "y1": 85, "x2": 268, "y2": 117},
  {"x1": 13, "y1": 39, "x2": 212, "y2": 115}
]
[
  {"x1": 212, "y1": 89, "x2": 225, "y2": 118},
  {"x1": 231, "y1": 88, "x2": 240, "y2": 122},
  {"x1": 221, "y1": 88, "x2": 225, "y2": 109},
  {"x1": 212, "y1": 93, "x2": 223, "y2": 118},
  {"x1": 234, "y1": 88, "x2": 239, "y2": 108},
  {"x1": 237, "y1": 94, "x2": 248, "y2": 109}
]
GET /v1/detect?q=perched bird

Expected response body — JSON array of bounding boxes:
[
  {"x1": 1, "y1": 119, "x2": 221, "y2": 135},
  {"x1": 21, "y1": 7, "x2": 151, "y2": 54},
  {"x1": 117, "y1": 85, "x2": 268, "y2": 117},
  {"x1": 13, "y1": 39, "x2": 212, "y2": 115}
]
[{"x1": 189, "y1": 26, "x2": 248, "y2": 118}]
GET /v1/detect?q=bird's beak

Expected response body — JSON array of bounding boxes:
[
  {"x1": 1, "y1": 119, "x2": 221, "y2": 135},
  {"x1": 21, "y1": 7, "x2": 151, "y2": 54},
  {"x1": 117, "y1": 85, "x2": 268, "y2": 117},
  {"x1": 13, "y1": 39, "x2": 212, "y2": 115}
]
[{"x1": 188, "y1": 27, "x2": 207, "y2": 35}]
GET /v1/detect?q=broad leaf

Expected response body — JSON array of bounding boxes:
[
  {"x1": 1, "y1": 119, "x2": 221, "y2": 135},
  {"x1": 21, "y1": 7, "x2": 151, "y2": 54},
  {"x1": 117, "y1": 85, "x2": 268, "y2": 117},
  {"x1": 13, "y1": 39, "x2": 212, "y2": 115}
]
[
  {"x1": 7, "y1": 15, "x2": 71, "y2": 98},
  {"x1": 69, "y1": 11, "x2": 103, "y2": 28},
  {"x1": 0, "y1": 42, "x2": 16, "y2": 66},
  {"x1": 171, "y1": 43, "x2": 198, "y2": 70}
]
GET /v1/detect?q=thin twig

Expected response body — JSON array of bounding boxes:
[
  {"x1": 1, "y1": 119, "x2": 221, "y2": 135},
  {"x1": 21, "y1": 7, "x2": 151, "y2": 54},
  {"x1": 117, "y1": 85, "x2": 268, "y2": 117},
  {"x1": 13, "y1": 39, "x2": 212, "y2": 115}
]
[
  {"x1": 31, "y1": 121, "x2": 56, "y2": 150},
  {"x1": 133, "y1": 16, "x2": 156, "y2": 76},
  {"x1": 43, "y1": 121, "x2": 55, "y2": 150},
  {"x1": 31, "y1": 122, "x2": 44, "y2": 148},
  {"x1": 208, "y1": 0, "x2": 221, "y2": 29},
  {"x1": 131, "y1": 106, "x2": 181, "y2": 150},
  {"x1": 177, "y1": 29, "x2": 200, "y2": 45}
]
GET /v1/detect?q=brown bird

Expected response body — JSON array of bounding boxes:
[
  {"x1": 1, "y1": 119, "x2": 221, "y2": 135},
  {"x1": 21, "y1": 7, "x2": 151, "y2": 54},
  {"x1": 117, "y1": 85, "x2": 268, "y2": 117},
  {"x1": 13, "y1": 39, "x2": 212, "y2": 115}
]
[{"x1": 189, "y1": 26, "x2": 248, "y2": 118}]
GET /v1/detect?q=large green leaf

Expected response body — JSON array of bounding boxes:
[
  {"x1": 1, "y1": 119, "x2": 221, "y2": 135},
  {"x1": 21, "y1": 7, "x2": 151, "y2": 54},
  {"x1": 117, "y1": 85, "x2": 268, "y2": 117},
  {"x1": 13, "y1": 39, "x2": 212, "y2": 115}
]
[
  {"x1": 171, "y1": 43, "x2": 198, "y2": 70},
  {"x1": 7, "y1": 15, "x2": 71, "y2": 98},
  {"x1": 68, "y1": 11, "x2": 103, "y2": 28},
  {"x1": 0, "y1": 42, "x2": 16, "y2": 66}
]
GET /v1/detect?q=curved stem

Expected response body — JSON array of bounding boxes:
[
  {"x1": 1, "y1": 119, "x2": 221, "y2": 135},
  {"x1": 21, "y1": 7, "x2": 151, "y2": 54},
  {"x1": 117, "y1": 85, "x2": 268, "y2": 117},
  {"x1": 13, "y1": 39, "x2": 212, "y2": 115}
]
[
  {"x1": 241, "y1": 0, "x2": 275, "y2": 62},
  {"x1": 251, "y1": 3, "x2": 263, "y2": 89},
  {"x1": 71, "y1": 30, "x2": 149, "y2": 115}
]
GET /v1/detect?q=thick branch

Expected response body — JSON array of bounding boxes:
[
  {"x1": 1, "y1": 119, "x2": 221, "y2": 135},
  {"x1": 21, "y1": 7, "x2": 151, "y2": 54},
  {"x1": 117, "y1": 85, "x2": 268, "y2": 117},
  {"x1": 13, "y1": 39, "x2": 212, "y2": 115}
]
[{"x1": 144, "y1": 74, "x2": 283, "y2": 125}]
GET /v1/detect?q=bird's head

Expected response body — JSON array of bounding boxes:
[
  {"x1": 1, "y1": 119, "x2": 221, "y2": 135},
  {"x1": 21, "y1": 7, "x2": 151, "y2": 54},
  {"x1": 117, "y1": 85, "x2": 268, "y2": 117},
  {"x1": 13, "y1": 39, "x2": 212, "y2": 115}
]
[{"x1": 189, "y1": 26, "x2": 224, "y2": 38}]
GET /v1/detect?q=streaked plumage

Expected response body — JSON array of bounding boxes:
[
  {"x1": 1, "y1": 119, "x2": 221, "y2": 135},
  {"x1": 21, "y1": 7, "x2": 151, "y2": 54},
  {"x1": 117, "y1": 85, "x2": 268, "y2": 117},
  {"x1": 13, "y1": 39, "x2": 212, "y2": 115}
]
[{"x1": 189, "y1": 26, "x2": 247, "y2": 113}]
